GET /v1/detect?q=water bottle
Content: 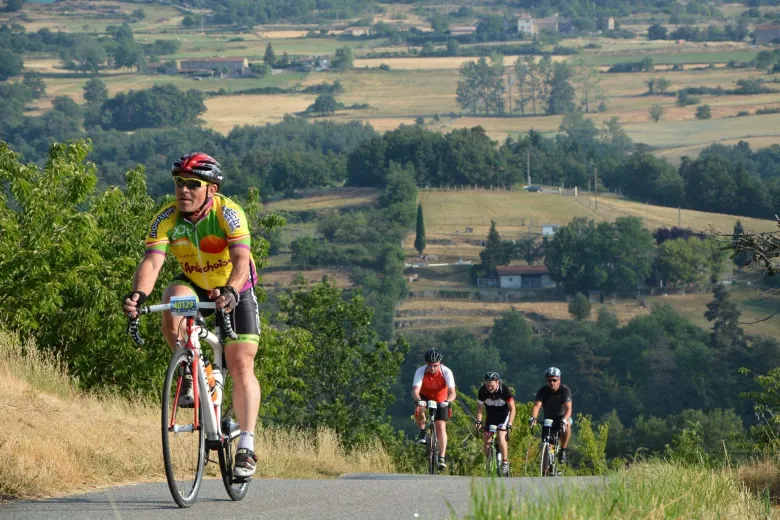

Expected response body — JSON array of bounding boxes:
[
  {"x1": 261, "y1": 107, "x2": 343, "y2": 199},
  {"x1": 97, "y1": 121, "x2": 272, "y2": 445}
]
[
  {"x1": 204, "y1": 360, "x2": 216, "y2": 390},
  {"x1": 211, "y1": 366, "x2": 223, "y2": 405}
]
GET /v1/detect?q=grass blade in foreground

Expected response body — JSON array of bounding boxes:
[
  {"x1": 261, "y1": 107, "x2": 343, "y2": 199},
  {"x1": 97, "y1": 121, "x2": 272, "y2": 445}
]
[{"x1": 459, "y1": 461, "x2": 774, "y2": 519}]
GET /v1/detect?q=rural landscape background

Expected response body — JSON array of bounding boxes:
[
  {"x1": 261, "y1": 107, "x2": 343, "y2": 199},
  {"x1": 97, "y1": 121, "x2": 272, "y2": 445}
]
[{"x1": 0, "y1": 0, "x2": 779, "y2": 515}]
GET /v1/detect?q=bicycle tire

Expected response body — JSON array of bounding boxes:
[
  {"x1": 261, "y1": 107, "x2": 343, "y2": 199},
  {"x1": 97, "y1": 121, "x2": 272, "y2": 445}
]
[
  {"x1": 162, "y1": 348, "x2": 205, "y2": 508},
  {"x1": 427, "y1": 426, "x2": 438, "y2": 475},
  {"x1": 486, "y1": 443, "x2": 497, "y2": 477},
  {"x1": 539, "y1": 441, "x2": 551, "y2": 477},
  {"x1": 218, "y1": 405, "x2": 249, "y2": 501}
]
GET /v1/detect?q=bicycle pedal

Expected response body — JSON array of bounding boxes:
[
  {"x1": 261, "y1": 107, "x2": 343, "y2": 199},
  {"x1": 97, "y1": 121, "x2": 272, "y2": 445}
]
[{"x1": 232, "y1": 476, "x2": 251, "y2": 484}]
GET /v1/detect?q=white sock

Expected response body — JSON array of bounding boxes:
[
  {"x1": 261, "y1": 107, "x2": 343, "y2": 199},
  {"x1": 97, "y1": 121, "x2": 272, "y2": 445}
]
[{"x1": 238, "y1": 431, "x2": 254, "y2": 451}]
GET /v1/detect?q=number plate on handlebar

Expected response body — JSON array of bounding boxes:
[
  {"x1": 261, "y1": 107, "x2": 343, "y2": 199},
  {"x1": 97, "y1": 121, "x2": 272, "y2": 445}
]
[
  {"x1": 427, "y1": 400, "x2": 438, "y2": 409},
  {"x1": 543, "y1": 419, "x2": 554, "y2": 427},
  {"x1": 170, "y1": 295, "x2": 199, "y2": 316},
  {"x1": 488, "y1": 425, "x2": 498, "y2": 433}
]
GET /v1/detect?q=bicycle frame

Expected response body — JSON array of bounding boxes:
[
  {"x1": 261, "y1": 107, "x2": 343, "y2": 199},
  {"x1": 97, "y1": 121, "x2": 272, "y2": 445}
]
[{"x1": 133, "y1": 300, "x2": 234, "y2": 444}]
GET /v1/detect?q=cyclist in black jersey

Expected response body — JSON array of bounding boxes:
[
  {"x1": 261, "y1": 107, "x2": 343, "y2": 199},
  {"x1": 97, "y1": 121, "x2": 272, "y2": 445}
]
[
  {"x1": 475, "y1": 372, "x2": 516, "y2": 476},
  {"x1": 529, "y1": 367, "x2": 572, "y2": 464}
]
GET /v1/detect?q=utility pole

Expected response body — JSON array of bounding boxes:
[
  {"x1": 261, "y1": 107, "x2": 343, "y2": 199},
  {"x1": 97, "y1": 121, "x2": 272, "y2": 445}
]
[
  {"x1": 594, "y1": 166, "x2": 598, "y2": 211},
  {"x1": 526, "y1": 151, "x2": 531, "y2": 186},
  {"x1": 678, "y1": 206, "x2": 681, "y2": 227}
]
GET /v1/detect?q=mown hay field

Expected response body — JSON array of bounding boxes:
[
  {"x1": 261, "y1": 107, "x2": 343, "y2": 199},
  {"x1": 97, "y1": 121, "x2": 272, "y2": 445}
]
[{"x1": 203, "y1": 93, "x2": 316, "y2": 132}]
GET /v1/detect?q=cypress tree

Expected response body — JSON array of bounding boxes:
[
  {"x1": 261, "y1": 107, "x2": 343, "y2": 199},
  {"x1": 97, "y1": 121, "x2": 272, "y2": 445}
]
[{"x1": 414, "y1": 203, "x2": 426, "y2": 256}]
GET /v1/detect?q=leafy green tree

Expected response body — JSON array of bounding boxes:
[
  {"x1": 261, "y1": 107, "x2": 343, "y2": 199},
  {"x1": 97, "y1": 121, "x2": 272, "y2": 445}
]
[
  {"x1": 22, "y1": 72, "x2": 46, "y2": 99},
  {"x1": 545, "y1": 217, "x2": 653, "y2": 294},
  {"x1": 446, "y1": 39, "x2": 460, "y2": 56},
  {"x1": 4, "y1": 0, "x2": 23, "y2": 12},
  {"x1": 647, "y1": 23, "x2": 667, "y2": 40},
  {"x1": 546, "y1": 62, "x2": 576, "y2": 115},
  {"x1": 72, "y1": 38, "x2": 107, "y2": 74},
  {"x1": 0, "y1": 48, "x2": 23, "y2": 81},
  {"x1": 264, "y1": 42, "x2": 276, "y2": 65},
  {"x1": 333, "y1": 46, "x2": 354, "y2": 70},
  {"x1": 131, "y1": 8, "x2": 146, "y2": 20},
  {"x1": 277, "y1": 282, "x2": 409, "y2": 448},
  {"x1": 308, "y1": 93, "x2": 338, "y2": 116},
  {"x1": 621, "y1": 150, "x2": 683, "y2": 206},
  {"x1": 695, "y1": 104, "x2": 712, "y2": 120},
  {"x1": 676, "y1": 90, "x2": 699, "y2": 107},
  {"x1": 430, "y1": 13, "x2": 449, "y2": 33},
  {"x1": 414, "y1": 203, "x2": 426, "y2": 256},
  {"x1": 656, "y1": 77, "x2": 671, "y2": 94},
  {"x1": 508, "y1": 235, "x2": 544, "y2": 265},
  {"x1": 114, "y1": 39, "x2": 144, "y2": 71},
  {"x1": 569, "y1": 293, "x2": 592, "y2": 321},
  {"x1": 655, "y1": 237, "x2": 726, "y2": 287},
  {"x1": 456, "y1": 55, "x2": 505, "y2": 115},
  {"x1": 649, "y1": 104, "x2": 663, "y2": 122},
  {"x1": 100, "y1": 84, "x2": 206, "y2": 130}
]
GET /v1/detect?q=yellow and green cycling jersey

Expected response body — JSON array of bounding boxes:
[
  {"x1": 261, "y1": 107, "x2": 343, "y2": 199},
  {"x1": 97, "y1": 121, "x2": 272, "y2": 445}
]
[{"x1": 145, "y1": 194, "x2": 257, "y2": 291}]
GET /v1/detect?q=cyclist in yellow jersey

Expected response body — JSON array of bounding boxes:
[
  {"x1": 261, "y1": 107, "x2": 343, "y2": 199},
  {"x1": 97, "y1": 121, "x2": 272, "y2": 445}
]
[{"x1": 122, "y1": 153, "x2": 260, "y2": 479}]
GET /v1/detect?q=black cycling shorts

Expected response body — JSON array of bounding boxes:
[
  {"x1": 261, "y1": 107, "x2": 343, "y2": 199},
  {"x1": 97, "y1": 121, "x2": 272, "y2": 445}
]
[
  {"x1": 419, "y1": 394, "x2": 452, "y2": 422},
  {"x1": 171, "y1": 274, "x2": 260, "y2": 345},
  {"x1": 485, "y1": 412, "x2": 510, "y2": 429}
]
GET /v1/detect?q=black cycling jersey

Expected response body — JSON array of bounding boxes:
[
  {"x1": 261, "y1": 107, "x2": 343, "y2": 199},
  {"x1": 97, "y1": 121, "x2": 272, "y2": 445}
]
[
  {"x1": 534, "y1": 384, "x2": 572, "y2": 419},
  {"x1": 478, "y1": 384, "x2": 514, "y2": 424}
]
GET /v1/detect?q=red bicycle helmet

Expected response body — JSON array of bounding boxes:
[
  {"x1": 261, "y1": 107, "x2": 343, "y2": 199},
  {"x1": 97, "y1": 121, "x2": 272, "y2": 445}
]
[{"x1": 171, "y1": 153, "x2": 224, "y2": 185}]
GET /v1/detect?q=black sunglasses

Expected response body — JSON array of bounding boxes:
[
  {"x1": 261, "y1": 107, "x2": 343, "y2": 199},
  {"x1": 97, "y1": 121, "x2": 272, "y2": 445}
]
[
  {"x1": 173, "y1": 176, "x2": 210, "y2": 190},
  {"x1": 547, "y1": 378, "x2": 559, "y2": 383}
]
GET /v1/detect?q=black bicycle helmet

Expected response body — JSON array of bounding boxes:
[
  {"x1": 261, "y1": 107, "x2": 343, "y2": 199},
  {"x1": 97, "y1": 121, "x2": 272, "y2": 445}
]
[
  {"x1": 545, "y1": 367, "x2": 561, "y2": 378},
  {"x1": 424, "y1": 348, "x2": 443, "y2": 363},
  {"x1": 483, "y1": 371, "x2": 501, "y2": 381}
]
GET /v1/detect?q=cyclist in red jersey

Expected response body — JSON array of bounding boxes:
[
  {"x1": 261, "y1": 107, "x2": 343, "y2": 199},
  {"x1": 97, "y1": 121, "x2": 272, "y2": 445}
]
[{"x1": 411, "y1": 348, "x2": 456, "y2": 471}]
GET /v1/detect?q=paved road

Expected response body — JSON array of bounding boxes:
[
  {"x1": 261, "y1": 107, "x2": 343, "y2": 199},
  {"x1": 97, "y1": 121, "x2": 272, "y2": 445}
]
[{"x1": 0, "y1": 474, "x2": 600, "y2": 520}]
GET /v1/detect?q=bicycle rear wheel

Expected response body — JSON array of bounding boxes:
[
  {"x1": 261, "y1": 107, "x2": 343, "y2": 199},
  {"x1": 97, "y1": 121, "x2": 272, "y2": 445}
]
[
  {"x1": 218, "y1": 405, "x2": 249, "y2": 501},
  {"x1": 539, "y1": 442, "x2": 551, "y2": 477},
  {"x1": 162, "y1": 348, "x2": 205, "y2": 508}
]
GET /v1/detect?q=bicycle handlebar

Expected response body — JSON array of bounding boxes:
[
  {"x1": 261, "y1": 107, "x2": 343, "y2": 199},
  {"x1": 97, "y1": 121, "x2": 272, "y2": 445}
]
[{"x1": 127, "y1": 301, "x2": 237, "y2": 346}]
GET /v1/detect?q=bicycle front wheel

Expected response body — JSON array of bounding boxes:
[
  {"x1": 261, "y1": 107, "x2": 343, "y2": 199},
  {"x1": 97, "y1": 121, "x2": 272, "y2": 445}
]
[
  {"x1": 427, "y1": 428, "x2": 438, "y2": 475},
  {"x1": 162, "y1": 348, "x2": 205, "y2": 508},
  {"x1": 539, "y1": 442, "x2": 551, "y2": 477},
  {"x1": 219, "y1": 405, "x2": 249, "y2": 501},
  {"x1": 485, "y1": 444, "x2": 496, "y2": 477}
]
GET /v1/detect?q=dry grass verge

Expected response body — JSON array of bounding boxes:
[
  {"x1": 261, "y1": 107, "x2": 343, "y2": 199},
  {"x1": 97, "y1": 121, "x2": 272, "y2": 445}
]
[
  {"x1": 0, "y1": 330, "x2": 391, "y2": 500},
  {"x1": 738, "y1": 459, "x2": 780, "y2": 505}
]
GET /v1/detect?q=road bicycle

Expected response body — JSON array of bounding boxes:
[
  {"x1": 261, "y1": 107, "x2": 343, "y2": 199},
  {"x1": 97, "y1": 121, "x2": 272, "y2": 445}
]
[
  {"x1": 482, "y1": 424, "x2": 510, "y2": 477},
  {"x1": 537, "y1": 418, "x2": 563, "y2": 477},
  {"x1": 418, "y1": 400, "x2": 448, "y2": 474},
  {"x1": 128, "y1": 295, "x2": 249, "y2": 508}
]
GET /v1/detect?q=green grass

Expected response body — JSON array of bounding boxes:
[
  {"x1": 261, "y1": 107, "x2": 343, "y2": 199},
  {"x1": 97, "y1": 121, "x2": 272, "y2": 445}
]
[
  {"x1": 39, "y1": 70, "x2": 307, "y2": 101},
  {"x1": 584, "y1": 50, "x2": 759, "y2": 67},
  {"x1": 623, "y1": 112, "x2": 780, "y2": 148},
  {"x1": 460, "y1": 461, "x2": 773, "y2": 519},
  {"x1": 648, "y1": 287, "x2": 780, "y2": 338}
]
